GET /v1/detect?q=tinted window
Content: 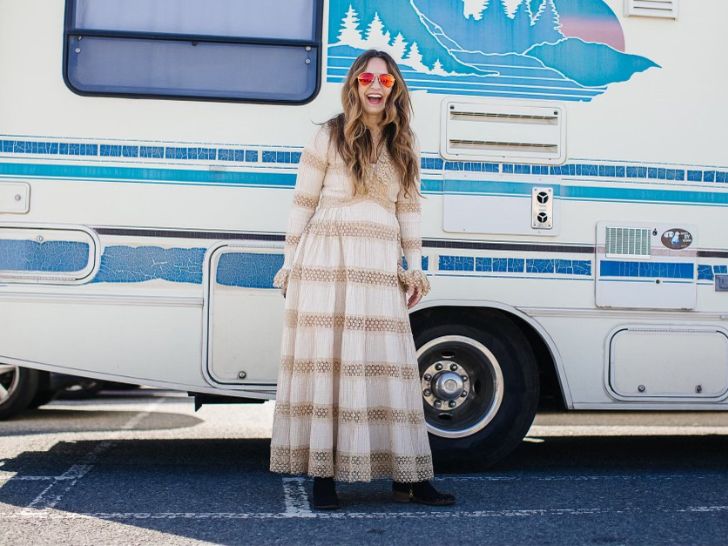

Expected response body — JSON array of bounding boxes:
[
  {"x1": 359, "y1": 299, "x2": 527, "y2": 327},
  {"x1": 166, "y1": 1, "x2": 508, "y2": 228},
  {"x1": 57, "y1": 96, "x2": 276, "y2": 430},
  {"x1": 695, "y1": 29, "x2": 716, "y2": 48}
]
[{"x1": 65, "y1": 0, "x2": 322, "y2": 103}]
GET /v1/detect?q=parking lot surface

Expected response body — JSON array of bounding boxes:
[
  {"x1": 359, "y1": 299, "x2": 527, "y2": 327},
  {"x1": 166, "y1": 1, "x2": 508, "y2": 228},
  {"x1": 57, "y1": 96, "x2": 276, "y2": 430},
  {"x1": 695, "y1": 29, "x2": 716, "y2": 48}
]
[{"x1": 1, "y1": 389, "x2": 728, "y2": 545}]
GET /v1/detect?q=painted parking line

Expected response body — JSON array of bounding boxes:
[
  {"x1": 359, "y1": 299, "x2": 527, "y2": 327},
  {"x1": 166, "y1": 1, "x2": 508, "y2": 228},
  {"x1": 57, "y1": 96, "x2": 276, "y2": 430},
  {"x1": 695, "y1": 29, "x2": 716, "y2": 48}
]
[
  {"x1": 281, "y1": 477, "x2": 314, "y2": 517},
  {"x1": 3, "y1": 505, "x2": 728, "y2": 520},
  {"x1": 25, "y1": 465, "x2": 94, "y2": 511},
  {"x1": 13, "y1": 398, "x2": 167, "y2": 514},
  {"x1": 437, "y1": 472, "x2": 728, "y2": 482}
]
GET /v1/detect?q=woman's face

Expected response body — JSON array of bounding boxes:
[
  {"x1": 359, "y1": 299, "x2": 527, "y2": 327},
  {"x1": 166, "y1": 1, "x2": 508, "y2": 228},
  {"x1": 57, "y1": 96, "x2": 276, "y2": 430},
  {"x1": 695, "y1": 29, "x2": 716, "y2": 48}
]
[{"x1": 357, "y1": 57, "x2": 393, "y2": 123}]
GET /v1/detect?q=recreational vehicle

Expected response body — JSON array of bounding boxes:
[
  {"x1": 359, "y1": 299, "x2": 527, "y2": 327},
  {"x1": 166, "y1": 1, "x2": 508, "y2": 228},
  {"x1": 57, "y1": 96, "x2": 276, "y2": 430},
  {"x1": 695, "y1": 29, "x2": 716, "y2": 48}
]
[{"x1": 1, "y1": 0, "x2": 726, "y2": 465}]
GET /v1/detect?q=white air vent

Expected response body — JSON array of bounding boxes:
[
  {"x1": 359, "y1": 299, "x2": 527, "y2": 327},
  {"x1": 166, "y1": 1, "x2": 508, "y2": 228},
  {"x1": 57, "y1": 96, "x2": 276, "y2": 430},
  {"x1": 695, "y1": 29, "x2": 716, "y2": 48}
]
[
  {"x1": 441, "y1": 100, "x2": 566, "y2": 164},
  {"x1": 605, "y1": 226, "x2": 651, "y2": 258},
  {"x1": 626, "y1": 0, "x2": 678, "y2": 19}
]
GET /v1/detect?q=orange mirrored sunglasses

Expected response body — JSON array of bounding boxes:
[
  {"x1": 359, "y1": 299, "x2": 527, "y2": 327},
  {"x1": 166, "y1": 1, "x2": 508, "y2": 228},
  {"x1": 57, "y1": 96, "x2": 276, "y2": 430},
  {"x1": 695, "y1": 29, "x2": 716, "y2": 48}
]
[{"x1": 357, "y1": 72, "x2": 396, "y2": 88}]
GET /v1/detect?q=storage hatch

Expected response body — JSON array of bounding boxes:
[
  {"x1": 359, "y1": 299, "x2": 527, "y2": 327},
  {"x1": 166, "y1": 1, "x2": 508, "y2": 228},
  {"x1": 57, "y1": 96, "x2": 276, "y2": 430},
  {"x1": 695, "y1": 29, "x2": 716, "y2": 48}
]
[
  {"x1": 203, "y1": 243, "x2": 285, "y2": 387},
  {"x1": 609, "y1": 327, "x2": 728, "y2": 399}
]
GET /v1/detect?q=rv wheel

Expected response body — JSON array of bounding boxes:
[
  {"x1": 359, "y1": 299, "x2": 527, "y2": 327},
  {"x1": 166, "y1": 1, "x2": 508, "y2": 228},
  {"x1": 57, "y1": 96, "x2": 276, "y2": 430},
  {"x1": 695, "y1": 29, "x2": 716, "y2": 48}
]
[
  {"x1": 0, "y1": 364, "x2": 40, "y2": 420},
  {"x1": 415, "y1": 315, "x2": 539, "y2": 466}
]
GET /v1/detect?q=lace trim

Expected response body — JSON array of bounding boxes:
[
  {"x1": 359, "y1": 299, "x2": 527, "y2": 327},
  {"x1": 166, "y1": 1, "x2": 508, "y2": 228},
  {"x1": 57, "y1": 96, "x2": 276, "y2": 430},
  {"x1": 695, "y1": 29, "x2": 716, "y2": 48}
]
[
  {"x1": 397, "y1": 266, "x2": 431, "y2": 297},
  {"x1": 304, "y1": 220, "x2": 400, "y2": 241},
  {"x1": 299, "y1": 148, "x2": 327, "y2": 172},
  {"x1": 318, "y1": 194, "x2": 396, "y2": 213},
  {"x1": 396, "y1": 200, "x2": 421, "y2": 214},
  {"x1": 292, "y1": 191, "x2": 319, "y2": 210},
  {"x1": 270, "y1": 446, "x2": 434, "y2": 483},
  {"x1": 274, "y1": 403, "x2": 425, "y2": 425},
  {"x1": 285, "y1": 310, "x2": 410, "y2": 333},
  {"x1": 280, "y1": 356, "x2": 418, "y2": 380},
  {"x1": 401, "y1": 238, "x2": 422, "y2": 250},
  {"x1": 290, "y1": 264, "x2": 399, "y2": 287},
  {"x1": 272, "y1": 267, "x2": 290, "y2": 295}
]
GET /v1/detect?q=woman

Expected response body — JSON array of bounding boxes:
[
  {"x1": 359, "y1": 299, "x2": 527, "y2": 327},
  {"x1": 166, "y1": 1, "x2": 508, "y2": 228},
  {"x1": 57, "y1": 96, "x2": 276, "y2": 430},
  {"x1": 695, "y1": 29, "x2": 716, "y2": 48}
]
[{"x1": 269, "y1": 49, "x2": 455, "y2": 509}]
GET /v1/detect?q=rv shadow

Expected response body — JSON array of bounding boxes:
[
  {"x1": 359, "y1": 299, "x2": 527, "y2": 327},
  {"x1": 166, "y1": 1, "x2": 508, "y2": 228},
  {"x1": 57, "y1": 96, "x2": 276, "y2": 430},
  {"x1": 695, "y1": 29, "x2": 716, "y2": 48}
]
[
  {"x1": 0, "y1": 434, "x2": 726, "y2": 544},
  {"x1": 0, "y1": 408, "x2": 203, "y2": 436}
]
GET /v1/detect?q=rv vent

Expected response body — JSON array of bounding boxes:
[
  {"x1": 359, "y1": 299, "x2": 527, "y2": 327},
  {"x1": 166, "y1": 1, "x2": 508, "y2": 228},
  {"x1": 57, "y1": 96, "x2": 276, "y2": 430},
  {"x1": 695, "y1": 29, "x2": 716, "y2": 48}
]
[
  {"x1": 605, "y1": 227, "x2": 651, "y2": 258},
  {"x1": 441, "y1": 100, "x2": 566, "y2": 164},
  {"x1": 625, "y1": 0, "x2": 678, "y2": 19}
]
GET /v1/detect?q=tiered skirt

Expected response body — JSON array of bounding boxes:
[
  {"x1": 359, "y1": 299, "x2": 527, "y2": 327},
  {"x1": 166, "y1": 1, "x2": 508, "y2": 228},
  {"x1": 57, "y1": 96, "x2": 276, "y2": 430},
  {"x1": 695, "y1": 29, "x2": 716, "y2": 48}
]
[{"x1": 269, "y1": 200, "x2": 434, "y2": 483}]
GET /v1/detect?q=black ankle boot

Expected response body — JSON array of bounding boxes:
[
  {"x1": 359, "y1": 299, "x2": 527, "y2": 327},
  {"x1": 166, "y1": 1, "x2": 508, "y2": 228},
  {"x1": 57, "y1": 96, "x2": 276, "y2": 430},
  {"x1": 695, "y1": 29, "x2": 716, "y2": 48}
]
[
  {"x1": 312, "y1": 476, "x2": 339, "y2": 509},
  {"x1": 392, "y1": 479, "x2": 455, "y2": 506}
]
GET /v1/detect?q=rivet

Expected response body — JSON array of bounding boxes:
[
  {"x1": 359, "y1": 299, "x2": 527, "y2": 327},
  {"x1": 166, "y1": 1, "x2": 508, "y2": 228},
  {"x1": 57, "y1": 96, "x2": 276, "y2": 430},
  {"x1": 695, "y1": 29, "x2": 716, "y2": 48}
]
[
  {"x1": 423, "y1": 373, "x2": 431, "y2": 381},
  {"x1": 434, "y1": 400, "x2": 442, "y2": 408},
  {"x1": 238, "y1": 371, "x2": 247, "y2": 379},
  {"x1": 14, "y1": 194, "x2": 21, "y2": 201},
  {"x1": 36, "y1": 235, "x2": 44, "y2": 243},
  {"x1": 75, "y1": 48, "x2": 81, "y2": 54},
  {"x1": 461, "y1": 375, "x2": 468, "y2": 382},
  {"x1": 450, "y1": 363, "x2": 458, "y2": 371},
  {"x1": 434, "y1": 363, "x2": 443, "y2": 371},
  {"x1": 305, "y1": 58, "x2": 311, "y2": 64},
  {"x1": 461, "y1": 391, "x2": 468, "y2": 397},
  {"x1": 696, "y1": 385, "x2": 703, "y2": 393},
  {"x1": 423, "y1": 389, "x2": 431, "y2": 397},
  {"x1": 448, "y1": 401, "x2": 456, "y2": 408},
  {"x1": 637, "y1": 384, "x2": 646, "y2": 392}
]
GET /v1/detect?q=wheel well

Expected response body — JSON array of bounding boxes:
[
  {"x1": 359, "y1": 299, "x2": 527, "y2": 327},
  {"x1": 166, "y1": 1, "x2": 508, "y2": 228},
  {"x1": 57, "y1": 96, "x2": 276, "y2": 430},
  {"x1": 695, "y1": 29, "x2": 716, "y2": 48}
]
[{"x1": 410, "y1": 306, "x2": 566, "y2": 411}]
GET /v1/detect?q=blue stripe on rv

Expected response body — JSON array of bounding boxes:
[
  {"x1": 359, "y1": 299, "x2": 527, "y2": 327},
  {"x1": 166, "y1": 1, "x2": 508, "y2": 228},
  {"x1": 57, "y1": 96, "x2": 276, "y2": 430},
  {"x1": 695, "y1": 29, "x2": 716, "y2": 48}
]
[
  {"x1": 599, "y1": 260, "x2": 694, "y2": 279},
  {"x1": 3, "y1": 238, "x2": 725, "y2": 286},
  {"x1": 0, "y1": 240, "x2": 90, "y2": 272},
  {"x1": 2, "y1": 163, "x2": 728, "y2": 207}
]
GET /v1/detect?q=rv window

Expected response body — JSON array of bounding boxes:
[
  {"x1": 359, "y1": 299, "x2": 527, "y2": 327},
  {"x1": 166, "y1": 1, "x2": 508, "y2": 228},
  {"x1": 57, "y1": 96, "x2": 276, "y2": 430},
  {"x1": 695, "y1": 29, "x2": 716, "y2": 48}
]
[{"x1": 63, "y1": 0, "x2": 322, "y2": 104}]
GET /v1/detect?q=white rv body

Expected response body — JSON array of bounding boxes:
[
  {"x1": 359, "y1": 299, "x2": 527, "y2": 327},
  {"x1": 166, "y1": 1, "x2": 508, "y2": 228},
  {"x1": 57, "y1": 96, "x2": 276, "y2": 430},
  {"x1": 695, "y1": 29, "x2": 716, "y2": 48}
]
[{"x1": 1, "y1": 0, "x2": 727, "y2": 439}]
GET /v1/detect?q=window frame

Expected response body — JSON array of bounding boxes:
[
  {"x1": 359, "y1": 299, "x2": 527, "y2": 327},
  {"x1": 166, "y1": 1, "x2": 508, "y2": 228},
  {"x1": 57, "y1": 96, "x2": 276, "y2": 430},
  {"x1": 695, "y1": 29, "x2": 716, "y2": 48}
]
[{"x1": 62, "y1": 0, "x2": 324, "y2": 105}]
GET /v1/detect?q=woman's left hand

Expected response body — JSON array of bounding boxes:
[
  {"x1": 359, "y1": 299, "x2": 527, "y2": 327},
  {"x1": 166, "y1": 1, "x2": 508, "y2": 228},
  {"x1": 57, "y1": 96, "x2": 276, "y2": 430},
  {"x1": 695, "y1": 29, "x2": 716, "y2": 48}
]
[{"x1": 406, "y1": 285, "x2": 422, "y2": 308}]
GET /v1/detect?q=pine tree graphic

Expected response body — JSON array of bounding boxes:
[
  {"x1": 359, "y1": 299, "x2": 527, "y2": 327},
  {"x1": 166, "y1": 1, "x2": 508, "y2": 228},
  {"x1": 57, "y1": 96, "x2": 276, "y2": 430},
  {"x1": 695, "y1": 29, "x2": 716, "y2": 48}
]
[
  {"x1": 512, "y1": 0, "x2": 534, "y2": 52},
  {"x1": 391, "y1": 32, "x2": 407, "y2": 60},
  {"x1": 365, "y1": 12, "x2": 391, "y2": 49},
  {"x1": 337, "y1": 4, "x2": 365, "y2": 48},
  {"x1": 531, "y1": 0, "x2": 563, "y2": 43}
]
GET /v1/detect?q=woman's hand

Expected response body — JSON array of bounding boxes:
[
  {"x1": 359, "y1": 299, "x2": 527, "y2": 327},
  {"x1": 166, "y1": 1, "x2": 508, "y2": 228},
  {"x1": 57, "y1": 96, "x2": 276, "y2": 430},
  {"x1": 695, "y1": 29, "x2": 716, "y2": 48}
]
[{"x1": 406, "y1": 285, "x2": 422, "y2": 308}]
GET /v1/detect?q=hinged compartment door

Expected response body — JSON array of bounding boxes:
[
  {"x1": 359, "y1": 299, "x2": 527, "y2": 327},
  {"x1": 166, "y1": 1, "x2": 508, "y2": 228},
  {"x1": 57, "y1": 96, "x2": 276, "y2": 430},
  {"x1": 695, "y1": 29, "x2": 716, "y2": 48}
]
[{"x1": 204, "y1": 243, "x2": 285, "y2": 387}]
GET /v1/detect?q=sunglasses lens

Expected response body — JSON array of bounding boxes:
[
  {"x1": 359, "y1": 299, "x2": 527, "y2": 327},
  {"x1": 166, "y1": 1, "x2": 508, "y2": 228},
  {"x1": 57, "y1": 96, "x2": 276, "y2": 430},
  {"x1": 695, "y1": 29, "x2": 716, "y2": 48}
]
[
  {"x1": 358, "y1": 72, "x2": 375, "y2": 86},
  {"x1": 379, "y1": 74, "x2": 395, "y2": 88}
]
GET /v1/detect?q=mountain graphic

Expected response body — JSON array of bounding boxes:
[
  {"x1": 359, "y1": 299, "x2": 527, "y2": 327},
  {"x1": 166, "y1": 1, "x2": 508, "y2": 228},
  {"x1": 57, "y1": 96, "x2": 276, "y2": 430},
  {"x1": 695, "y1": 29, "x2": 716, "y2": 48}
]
[{"x1": 327, "y1": 0, "x2": 660, "y2": 102}]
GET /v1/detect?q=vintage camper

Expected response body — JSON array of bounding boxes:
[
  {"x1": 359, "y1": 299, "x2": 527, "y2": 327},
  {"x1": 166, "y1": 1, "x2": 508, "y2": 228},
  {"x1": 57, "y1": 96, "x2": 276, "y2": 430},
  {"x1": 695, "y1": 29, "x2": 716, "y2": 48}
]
[{"x1": 1, "y1": 0, "x2": 726, "y2": 464}]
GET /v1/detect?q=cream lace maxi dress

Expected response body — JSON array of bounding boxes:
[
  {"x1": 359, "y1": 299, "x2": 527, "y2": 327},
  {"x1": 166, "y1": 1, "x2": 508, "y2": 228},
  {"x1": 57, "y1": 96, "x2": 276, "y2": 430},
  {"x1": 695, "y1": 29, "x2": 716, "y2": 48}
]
[{"x1": 269, "y1": 124, "x2": 434, "y2": 483}]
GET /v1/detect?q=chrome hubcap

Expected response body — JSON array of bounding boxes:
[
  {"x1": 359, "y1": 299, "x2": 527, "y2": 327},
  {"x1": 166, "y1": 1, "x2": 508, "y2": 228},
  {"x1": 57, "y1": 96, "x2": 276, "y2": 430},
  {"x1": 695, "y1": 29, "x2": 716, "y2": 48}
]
[
  {"x1": 417, "y1": 335, "x2": 505, "y2": 439},
  {"x1": 0, "y1": 363, "x2": 20, "y2": 404},
  {"x1": 422, "y1": 362, "x2": 470, "y2": 410}
]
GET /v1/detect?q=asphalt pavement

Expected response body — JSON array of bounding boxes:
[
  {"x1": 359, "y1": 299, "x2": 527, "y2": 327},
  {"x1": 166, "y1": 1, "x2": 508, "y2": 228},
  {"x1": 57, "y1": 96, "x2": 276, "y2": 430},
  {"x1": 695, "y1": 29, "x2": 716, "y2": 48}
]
[{"x1": 1, "y1": 389, "x2": 727, "y2": 546}]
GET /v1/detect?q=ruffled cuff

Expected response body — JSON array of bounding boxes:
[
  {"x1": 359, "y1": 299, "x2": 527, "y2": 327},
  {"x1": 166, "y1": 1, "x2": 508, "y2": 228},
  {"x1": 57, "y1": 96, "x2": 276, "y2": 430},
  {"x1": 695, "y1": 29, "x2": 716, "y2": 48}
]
[
  {"x1": 397, "y1": 264, "x2": 431, "y2": 297},
  {"x1": 272, "y1": 267, "x2": 290, "y2": 296}
]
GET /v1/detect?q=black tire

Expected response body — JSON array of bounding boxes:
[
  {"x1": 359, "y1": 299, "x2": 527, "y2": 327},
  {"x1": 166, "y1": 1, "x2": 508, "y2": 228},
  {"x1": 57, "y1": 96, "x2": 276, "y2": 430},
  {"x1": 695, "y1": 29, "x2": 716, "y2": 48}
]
[
  {"x1": 0, "y1": 365, "x2": 40, "y2": 420},
  {"x1": 101, "y1": 381, "x2": 140, "y2": 390},
  {"x1": 414, "y1": 312, "x2": 539, "y2": 467},
  {"x1": 27, "y1": 389, "x2": 57, "y2": 409}
]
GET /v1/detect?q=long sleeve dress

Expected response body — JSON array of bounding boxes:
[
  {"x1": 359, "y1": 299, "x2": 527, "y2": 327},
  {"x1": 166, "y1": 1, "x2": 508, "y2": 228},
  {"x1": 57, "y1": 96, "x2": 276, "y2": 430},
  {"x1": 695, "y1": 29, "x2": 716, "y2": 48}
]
[{"x1": 268, "y1": 124, "x2": 434, "y2": 483}]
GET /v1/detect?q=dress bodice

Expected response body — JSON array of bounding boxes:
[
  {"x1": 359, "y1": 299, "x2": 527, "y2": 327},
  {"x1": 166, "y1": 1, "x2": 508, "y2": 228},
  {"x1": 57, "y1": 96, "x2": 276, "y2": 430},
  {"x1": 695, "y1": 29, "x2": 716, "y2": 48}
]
[{"x1": 317, "y1": 146, "x2": 401, "y2": 213}]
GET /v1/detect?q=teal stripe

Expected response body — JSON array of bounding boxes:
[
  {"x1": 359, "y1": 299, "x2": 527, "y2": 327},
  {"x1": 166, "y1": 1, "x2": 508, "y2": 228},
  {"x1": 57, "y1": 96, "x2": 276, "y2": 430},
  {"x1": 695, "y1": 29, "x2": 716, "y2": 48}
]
[
  {"x1": 0, "y1": 162, "x2": 295, "y2": 187},
  {"x1": 3, "y1": 162, "x2": 728, "y2": 206},
  {"x1": 433, "y1": 178, "x2": 728, "y2": 207}
]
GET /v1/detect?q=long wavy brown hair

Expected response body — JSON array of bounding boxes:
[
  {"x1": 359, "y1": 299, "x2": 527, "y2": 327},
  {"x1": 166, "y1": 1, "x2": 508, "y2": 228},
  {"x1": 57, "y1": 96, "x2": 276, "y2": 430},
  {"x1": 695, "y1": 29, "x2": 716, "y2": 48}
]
[{"x1": 326, "y1": 49, "x2": 421, "y2": 199}]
